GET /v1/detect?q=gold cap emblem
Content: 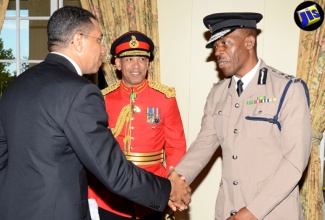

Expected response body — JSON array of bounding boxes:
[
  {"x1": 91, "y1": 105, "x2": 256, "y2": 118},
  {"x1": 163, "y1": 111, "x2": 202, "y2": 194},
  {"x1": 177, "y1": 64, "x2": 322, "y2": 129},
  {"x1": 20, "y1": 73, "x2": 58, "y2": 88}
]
[{"x1": 129, "y1": 35, "x2": 139, "y2": 48}]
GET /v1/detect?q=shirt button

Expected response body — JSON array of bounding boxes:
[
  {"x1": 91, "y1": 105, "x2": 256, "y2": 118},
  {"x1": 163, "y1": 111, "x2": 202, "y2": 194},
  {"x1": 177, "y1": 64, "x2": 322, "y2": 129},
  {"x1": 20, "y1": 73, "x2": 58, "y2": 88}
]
[
  {"x1": 234, "y1": 129, "x2": 238, "y2": 134},
  {"x1": 131, "y1": 126, "x2": 134, "y2": 130},
  {"x1": 258, "y1": 110, "x2": 262, "y2": 114},
  {"x1": 131, "y1": 137, "x2": 134, "y2": 140},
  {"x1": 233, "y1": 180, "x2": 238, "y2": 185},
  {"x1": 232, "y1": 155, "x2": 238, "y2": 160},
  {"x1": 235, "y1": 103, "x2": 240, "y2": 108},
  {"x1": 131, "y1": 117, "x2": 134, "y2": 120},
  {"x1": 218, "y1": 111, "x2": 222, "y2": 114},
  {"x1": 230, "y1": 210, "x2": 237, "y2": 216}
]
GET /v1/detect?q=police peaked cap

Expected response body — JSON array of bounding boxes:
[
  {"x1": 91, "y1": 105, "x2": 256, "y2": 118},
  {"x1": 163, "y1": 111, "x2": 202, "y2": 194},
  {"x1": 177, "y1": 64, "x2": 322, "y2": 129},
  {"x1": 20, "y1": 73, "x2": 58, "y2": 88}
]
[
  {"x1": 110, "y1": 31, "x2": 155, "y2": 58},
  {"x1": 203, "y1": 12, "x2": 263, "y2": 48}
]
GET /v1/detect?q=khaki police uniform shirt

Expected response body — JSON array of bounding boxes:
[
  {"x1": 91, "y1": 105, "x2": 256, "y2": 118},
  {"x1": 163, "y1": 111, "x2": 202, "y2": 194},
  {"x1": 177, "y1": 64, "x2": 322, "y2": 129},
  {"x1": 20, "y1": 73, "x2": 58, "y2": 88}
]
[{"x1": 175, "y1": 59, "x2": 312, "y2": 220}]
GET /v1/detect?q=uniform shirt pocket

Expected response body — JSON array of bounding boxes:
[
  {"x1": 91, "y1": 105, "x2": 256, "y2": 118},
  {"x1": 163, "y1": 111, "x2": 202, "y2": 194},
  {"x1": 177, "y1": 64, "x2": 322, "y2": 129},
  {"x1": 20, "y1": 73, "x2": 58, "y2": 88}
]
[{"x1": 245, "y1": 104, "x2": 277, "y2": 139}]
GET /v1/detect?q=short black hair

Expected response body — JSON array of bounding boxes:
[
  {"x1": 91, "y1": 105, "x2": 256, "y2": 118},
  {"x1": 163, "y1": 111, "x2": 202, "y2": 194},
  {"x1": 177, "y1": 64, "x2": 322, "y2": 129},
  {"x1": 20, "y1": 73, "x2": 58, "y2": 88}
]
[{"x1": 47, "y1": 6, "x2": 97, "y2": 51}]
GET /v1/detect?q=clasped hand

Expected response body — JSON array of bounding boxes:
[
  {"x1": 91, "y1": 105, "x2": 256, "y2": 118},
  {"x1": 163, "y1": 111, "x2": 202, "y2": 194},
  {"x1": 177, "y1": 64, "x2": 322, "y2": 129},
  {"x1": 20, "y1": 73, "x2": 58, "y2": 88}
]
[{"x1": 167, "y1": 167, "x2": 191, "y2": 211}]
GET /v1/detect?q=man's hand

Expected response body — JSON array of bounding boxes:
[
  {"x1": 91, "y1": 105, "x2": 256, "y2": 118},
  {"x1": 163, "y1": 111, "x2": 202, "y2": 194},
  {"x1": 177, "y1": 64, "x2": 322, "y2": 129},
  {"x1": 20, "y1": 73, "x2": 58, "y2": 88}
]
[
  {"x1": 226, "y1": 207, "x2": 257, "y2": 220},
  {"x1": 167, "y1": 167, "x2": 191, "y2": 211}
]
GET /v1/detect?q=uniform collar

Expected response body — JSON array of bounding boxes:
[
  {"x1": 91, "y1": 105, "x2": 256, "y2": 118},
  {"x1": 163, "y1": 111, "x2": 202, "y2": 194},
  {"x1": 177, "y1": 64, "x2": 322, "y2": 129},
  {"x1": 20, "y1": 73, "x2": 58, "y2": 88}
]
[
  {"x1": 233, "y1": 58, "x2": 261, "y2": 90},
  {"x1": 120, "y1": 79, "x2": 148, "y2": 94}
]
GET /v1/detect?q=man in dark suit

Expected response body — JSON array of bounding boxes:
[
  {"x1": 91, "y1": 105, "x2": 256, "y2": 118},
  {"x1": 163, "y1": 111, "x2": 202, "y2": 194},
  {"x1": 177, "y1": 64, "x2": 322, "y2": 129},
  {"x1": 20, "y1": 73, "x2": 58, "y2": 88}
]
[{"x1": 0, "y1": 6, "x2": 191, "y2": 220}]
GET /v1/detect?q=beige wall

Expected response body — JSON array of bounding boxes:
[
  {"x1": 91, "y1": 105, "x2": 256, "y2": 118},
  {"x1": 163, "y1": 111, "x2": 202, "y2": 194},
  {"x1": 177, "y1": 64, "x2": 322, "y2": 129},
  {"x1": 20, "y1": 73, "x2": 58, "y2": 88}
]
[{"x1": 157, "y1": 0, "x2": 302, "y2": 219}]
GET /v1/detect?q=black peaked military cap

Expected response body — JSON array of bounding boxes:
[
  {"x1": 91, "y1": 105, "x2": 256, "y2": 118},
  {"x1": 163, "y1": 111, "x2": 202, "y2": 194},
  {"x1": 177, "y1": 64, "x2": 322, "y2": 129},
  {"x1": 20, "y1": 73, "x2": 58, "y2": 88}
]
[
  {"x1": 203, "y1": 12, "x2": 263, "y2": 48},
  {"x1": 110, "y1": 31, "x2": 154, "y2": 59}
]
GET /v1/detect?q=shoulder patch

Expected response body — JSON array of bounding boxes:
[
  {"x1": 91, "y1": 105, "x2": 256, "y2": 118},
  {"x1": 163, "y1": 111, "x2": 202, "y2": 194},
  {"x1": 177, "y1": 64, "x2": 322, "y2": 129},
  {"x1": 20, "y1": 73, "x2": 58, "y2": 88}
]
[
  {"x1": 101, "y1": 81, "x2": 121, "y2": 97},
  {"x1": 148, "y1": 81, "x2": 176, "y2": 98}
]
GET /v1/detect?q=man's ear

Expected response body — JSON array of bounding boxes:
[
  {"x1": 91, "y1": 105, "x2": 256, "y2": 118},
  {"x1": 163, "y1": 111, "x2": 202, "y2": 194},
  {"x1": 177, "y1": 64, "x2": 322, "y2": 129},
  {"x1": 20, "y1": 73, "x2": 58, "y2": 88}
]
[
  {"x1": 72, "y1": 33, "x2": 83, "y2": 53},
  {"x1": 115, "y1": 58, "x2": 121, "y2": 70},
  {"x1": 245, "y1": 35, "x2": 256, "y2": 50}
]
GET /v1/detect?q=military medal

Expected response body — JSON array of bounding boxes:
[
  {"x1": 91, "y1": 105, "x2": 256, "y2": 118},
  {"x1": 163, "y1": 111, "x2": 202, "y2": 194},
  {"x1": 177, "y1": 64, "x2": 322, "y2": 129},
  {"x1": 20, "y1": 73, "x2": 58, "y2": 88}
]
[
  {"x1": 154, "y1": 107, "x2": 160, "y2": 124},
  {"x1": 247, "y1": 96, "x2": 277, "y2": 105},
  {"x1": 147, "y1": 107, "x2": 154, "y2": 124}
]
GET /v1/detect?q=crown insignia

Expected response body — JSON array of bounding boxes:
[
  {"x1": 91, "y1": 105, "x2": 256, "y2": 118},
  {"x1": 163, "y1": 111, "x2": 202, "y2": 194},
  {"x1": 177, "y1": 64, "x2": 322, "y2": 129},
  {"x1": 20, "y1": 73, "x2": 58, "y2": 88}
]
[{"x1": 129, "y1": 35, "x2": 139, "y2": 48}]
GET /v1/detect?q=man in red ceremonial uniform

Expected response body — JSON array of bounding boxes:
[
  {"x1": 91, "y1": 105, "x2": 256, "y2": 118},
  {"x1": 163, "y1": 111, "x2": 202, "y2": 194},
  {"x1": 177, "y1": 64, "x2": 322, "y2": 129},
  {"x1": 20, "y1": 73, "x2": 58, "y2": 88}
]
[{"x1": 88, "y1": 31, "x2": 186, "y2": 220}]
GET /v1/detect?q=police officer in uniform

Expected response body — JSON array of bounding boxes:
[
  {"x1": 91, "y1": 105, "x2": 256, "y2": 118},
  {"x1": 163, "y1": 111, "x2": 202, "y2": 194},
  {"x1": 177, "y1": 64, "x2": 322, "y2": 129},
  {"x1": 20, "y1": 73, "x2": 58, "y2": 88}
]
[
  {"x1": 174, "y1": 12, "x2": 312, "y2": 220},
  {"x1": 88, "y1": 31, "x2": 186, "y2": 220}
]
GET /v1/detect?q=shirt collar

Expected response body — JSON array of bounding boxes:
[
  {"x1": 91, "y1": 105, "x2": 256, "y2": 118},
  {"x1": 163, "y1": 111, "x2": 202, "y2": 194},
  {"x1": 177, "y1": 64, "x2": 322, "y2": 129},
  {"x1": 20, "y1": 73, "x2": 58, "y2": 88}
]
[
  {"x1": 233, "y1": 58, "x2": 261, "y2": 89},
  {"x1": 51, "y1": 52, "x2": 83, "y2": 76}
]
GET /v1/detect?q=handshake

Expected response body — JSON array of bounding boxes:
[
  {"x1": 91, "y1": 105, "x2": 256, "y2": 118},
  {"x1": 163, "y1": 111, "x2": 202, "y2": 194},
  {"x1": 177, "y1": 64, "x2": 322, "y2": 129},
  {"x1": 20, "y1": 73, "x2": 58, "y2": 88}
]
[{"x1": 167, "y1": 167, "x2": 192, "y2": 212}]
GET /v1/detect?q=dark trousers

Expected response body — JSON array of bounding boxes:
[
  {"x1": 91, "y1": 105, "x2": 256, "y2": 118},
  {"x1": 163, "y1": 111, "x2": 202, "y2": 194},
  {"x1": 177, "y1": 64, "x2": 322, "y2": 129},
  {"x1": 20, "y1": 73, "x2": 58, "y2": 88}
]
[{"x1": 98, "y1": 207, "x2": 163, "y2": 220}]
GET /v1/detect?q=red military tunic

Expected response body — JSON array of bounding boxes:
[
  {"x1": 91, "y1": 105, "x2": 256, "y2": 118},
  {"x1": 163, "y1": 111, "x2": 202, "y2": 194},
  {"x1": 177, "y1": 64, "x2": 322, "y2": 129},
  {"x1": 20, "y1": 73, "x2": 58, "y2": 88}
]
[{"x1": 88, "y1": 79, "x2": 186, "y2": 218}]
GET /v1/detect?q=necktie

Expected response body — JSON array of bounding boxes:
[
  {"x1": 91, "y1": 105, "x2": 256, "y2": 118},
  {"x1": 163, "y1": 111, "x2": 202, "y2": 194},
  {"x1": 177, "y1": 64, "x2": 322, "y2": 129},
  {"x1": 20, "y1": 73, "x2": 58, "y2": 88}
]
[{"x1": 237, "y1": 79, "x2": 244, "y2": 97}]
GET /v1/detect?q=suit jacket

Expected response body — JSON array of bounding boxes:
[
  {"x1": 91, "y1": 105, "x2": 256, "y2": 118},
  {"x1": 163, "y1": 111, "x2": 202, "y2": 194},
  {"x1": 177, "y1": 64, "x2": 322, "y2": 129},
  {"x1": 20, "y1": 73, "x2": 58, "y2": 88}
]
[
  {"x1": 88, "y1": 79, "x2": 186, "y2": 218},
  {"x1": 175, "y1": 60, "x2": 312, "y2": 220},
  {"x1": 0, "y1": 53, "x2": 171, "y2": 220}
]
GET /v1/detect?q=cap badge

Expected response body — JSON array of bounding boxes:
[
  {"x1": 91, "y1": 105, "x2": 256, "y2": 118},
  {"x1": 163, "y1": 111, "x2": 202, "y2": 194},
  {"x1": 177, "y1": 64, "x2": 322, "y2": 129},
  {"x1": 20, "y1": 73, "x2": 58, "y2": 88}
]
[
  {"x1": 129, "y1": 35, "x2": 139, "y2": 48},
  {"x1": 208, "y1": 24, "x2": 212, "y2": 32}
]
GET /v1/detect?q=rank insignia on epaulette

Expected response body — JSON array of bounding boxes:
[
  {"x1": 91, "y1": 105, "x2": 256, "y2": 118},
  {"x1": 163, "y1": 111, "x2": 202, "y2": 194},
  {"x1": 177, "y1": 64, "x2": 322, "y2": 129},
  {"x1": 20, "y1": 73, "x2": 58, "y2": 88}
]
[
  {"x1": 247, "y1": 96, "x2": 277, "y2": 105},
  {"x1": 285, "y1": 75, "x2": 294, "y2": 79},
  {"x1": 294, "y1": 78, "x2": 301, "y2": 83}
]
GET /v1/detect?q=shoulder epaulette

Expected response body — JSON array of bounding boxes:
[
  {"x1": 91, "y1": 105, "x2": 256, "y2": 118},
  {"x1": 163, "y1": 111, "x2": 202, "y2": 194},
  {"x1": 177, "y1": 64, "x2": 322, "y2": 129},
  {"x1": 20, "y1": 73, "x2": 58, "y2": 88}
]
[
  {"x1": 246, "y1": 76, "x2": 310, "y2": 130},
  {"x1": 216, "y1": 79, "x2": 225, "y2": 85},
  {"x1": 270, "y1": 68, "x2": 295, "y2": 80},
  {"x1": 101, "y1": 81, "x2": 121, "y2": 97},
  {"x1": 148, "y1": 81, "x2": 176, "y2": 98}
]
